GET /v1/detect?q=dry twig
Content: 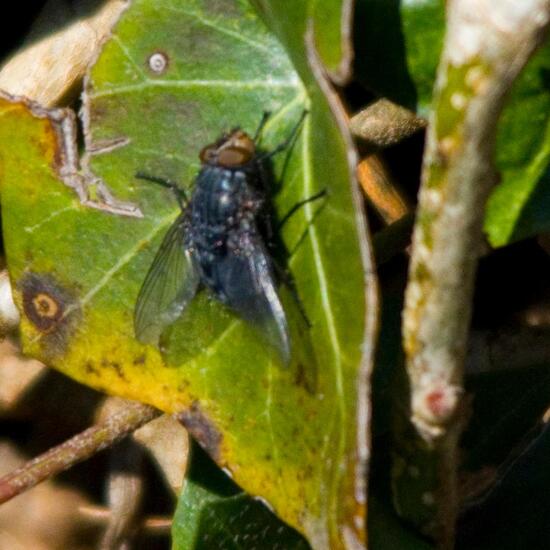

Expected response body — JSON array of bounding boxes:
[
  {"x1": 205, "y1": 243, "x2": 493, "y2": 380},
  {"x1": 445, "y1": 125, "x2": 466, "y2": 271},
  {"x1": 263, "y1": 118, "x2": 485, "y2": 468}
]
[{"x1": 0, "y1": 400, "x2": 159, "y2": 504}]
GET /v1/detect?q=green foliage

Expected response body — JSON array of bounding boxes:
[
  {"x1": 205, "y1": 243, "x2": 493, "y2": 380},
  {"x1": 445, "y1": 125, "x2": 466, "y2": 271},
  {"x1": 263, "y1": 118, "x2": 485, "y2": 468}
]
[
  {"x1": 0, "y1": 0, "x2": 371, "y2": 547},
  {"x1": 173, "y1": 444, "x2": 310, "y2": 549},
  {"x1": 355, "y1": 0, "x2": 550, "y2": 247},
  {"x1": 252, "y1": 0, "x2": 352, "y2": 83},
  {"x1": 2, "y1": 1, "x2": 547, "y2": 549}
]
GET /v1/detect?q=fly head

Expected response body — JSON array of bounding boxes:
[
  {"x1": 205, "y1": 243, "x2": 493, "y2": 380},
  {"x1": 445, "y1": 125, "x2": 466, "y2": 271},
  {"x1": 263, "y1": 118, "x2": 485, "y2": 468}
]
[{"x1": 199, "y1": 129, "x2": 256, "y2": 169}]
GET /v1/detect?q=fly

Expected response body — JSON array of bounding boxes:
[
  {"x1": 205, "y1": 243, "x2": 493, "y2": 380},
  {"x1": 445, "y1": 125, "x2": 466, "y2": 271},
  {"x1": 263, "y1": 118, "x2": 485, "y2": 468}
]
[{"x1": 134, "y1": 112, "x2": 314, "y2": 365}]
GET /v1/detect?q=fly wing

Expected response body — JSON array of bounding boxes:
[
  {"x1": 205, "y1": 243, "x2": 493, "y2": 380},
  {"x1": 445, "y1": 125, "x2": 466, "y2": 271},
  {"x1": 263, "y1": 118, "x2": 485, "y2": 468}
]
[
  {"x1": 134, "y1": 213, "x2": 199, "y2": 345},
  {"x1": 217, "y1": 233, "x2": 290, "y2": 365}
]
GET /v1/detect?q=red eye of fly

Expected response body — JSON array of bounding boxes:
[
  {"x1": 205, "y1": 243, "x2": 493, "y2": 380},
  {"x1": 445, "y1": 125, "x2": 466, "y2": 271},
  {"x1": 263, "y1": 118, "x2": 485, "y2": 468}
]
[{"x1": 217, "y1": 147, "x2": 252, "y2": 167}]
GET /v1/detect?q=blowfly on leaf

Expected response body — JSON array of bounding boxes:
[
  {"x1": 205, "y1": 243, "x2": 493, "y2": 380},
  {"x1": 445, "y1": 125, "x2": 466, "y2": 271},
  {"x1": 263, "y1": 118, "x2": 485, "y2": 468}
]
[{"x1": 134, "y1": 112, "x2": 320, "y2": 366}]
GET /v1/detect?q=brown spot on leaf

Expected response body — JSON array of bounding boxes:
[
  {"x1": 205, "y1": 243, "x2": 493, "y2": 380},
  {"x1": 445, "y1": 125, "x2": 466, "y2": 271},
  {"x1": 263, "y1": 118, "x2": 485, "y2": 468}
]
[
  {"x1": 112, "y1": 362, "x2": 126, "y2": 381},
  {"x1": 19, "y1": 273, "x2": 80, "y2": 358},
  {"x1": 29, "y1": 123, "x2": 57, "y2": 169},
  {"x1": 85, "y1": 361, "x2": 99, "y2": 376},
  {"x1": 32, "y1": 293, "x2": 60, "y2": 322},
  {"x1": 21, "y1": 274, "x2": 69, "y2": 332},
  {"x1": 101, "y1": 358, "x2": 128, "y2": 381},
  {"x1": 176, "y1": 401, "x2": 222, "y2": 461}
]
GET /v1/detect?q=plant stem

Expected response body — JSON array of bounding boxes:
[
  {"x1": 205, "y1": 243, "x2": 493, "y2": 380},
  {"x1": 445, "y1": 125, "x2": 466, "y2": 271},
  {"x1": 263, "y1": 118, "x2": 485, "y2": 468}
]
[
  {"x1": 0, "y1": 400, "x2": 160, "y2": 505},
  {"x1": 400, "y1": 1, "x2": 550, "y2": 546}
]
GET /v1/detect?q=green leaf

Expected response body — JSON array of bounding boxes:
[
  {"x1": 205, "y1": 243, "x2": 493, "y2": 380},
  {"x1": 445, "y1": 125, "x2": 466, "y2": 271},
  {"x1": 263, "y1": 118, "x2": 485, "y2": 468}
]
[
  {"x1": 173, "y1": 444, "x2": 310, "y2": 549},
  {"x1": 0, "y1": 0, "x2": 375, "y2": 547},
  {"x1": 355, "y1": 0, "x2": 550, "y2": 247},
  {"x1": 252, "y1": 0, "x2": 353, "y2": 83},
  {"x1": 484, "y1": 45, "x2": 550, "y2": 246}
]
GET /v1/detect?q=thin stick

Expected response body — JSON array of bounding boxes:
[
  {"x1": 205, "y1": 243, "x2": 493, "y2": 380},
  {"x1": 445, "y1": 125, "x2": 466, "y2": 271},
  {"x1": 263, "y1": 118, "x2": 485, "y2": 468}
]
[
  {"x1": 135, "y1": 172, "x2": 188, "y2": 209},
  {"x1": 0, "y1": 401, "x2": 160, "y2": 505},
  {"x1": 79, "y1": 505, "x2": 172, "y2": 534}
]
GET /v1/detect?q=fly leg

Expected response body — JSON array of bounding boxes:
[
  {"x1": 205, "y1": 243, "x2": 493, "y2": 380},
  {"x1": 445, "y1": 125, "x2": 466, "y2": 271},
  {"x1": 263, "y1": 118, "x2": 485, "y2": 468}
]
[
  {"x1": 277, "y1": 189, "x2": 327, "y2": 230},
  {"x1": 257, "y1": 109, "x2": 308, "y2": 162},
  {"x1": 262, "y1": 188, "x2": 327, "y2": 258},
  {"x1": 255, "y1": 109, "x2": 311, "y2": 240},
  {"x1": 254, "y1": 109, "x2": 320, "y2": 325},
  {"x1": 255, "y1": 109, "x2": 308, "y2": 195},
  {"x1": 271, "y1": 188, "x2": 328, "y2": 327},
  {"x1": 253, "y1": 111, "x2": 271, "y2": 143},
  {"x1": 135, "y1": 172, "x2": 189, "y2": 211}
]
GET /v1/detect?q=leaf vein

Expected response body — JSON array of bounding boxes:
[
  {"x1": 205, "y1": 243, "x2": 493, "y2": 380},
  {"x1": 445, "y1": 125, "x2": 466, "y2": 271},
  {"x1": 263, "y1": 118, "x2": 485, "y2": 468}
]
[
  {"x1": 90, "y1": 78, "x2": 299, "y2": 98},
  {"x1": 112, "y1": 35, "x2": 148, "y2": 80},
  {"x1": 23, "y1": 205, "x2": 77, "y2": 234},
  {"x1": 302, "y1": 117, "x2": 346, "y2": 529},
  {"x1": 164, "y1": 4, "x2": 274, "y2": 55},
  {"x1": 79, "y1": 212, "x2": 178, "y2": 310}
]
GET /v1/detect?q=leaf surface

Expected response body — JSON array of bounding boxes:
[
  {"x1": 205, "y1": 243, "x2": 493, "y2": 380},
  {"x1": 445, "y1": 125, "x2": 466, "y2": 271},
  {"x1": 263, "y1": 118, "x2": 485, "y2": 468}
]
[
  {"x1": 0, "y1": 0, "x2": 375, "y2": 547},
  {"x1": 172, "y1": 444, "x2": 310, "y2": 549},
  {"x1": 252, "y1": 0, "x2": 354, "y2": 83}
]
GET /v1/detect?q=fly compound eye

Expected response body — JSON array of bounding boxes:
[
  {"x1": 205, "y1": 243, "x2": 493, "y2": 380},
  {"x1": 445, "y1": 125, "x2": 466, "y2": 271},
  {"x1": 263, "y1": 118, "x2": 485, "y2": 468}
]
[
  {"x1": 216, "y1": 131, "x2": 255, "y2": 167},
  {"x1": 217, "y1": 146, "x2": 252, "y2": 167},
  {"x1": 199, "y1": 145, "x2": 217, "y2": 163},
  {"x1": 230, "y1": 132, "x2": 255, "y2": 155}
]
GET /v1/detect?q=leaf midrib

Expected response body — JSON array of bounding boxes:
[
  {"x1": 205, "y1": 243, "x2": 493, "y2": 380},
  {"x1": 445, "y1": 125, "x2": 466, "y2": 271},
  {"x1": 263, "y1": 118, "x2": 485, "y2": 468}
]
[{"x1": 302, "y1": 115, "x2": 346, "y2": 535}]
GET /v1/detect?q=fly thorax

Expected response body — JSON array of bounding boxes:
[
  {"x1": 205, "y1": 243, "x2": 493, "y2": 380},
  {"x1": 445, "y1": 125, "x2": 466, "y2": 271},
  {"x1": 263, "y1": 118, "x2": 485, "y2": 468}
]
[{"x1": 216, "y1": 190, "x2": 240, "y2": 221}]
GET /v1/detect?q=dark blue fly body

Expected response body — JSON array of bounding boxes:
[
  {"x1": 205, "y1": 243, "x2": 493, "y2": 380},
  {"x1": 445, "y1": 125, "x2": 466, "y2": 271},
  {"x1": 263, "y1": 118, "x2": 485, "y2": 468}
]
[{"x1": 134, "y1": 113, "x2": 307, "y2": 365}]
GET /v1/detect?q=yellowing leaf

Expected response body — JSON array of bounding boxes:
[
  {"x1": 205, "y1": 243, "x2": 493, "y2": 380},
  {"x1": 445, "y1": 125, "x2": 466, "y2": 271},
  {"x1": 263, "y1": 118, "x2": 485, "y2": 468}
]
[{"x1": 0, "y1": 1, "x2": 377, "y2": 547}]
